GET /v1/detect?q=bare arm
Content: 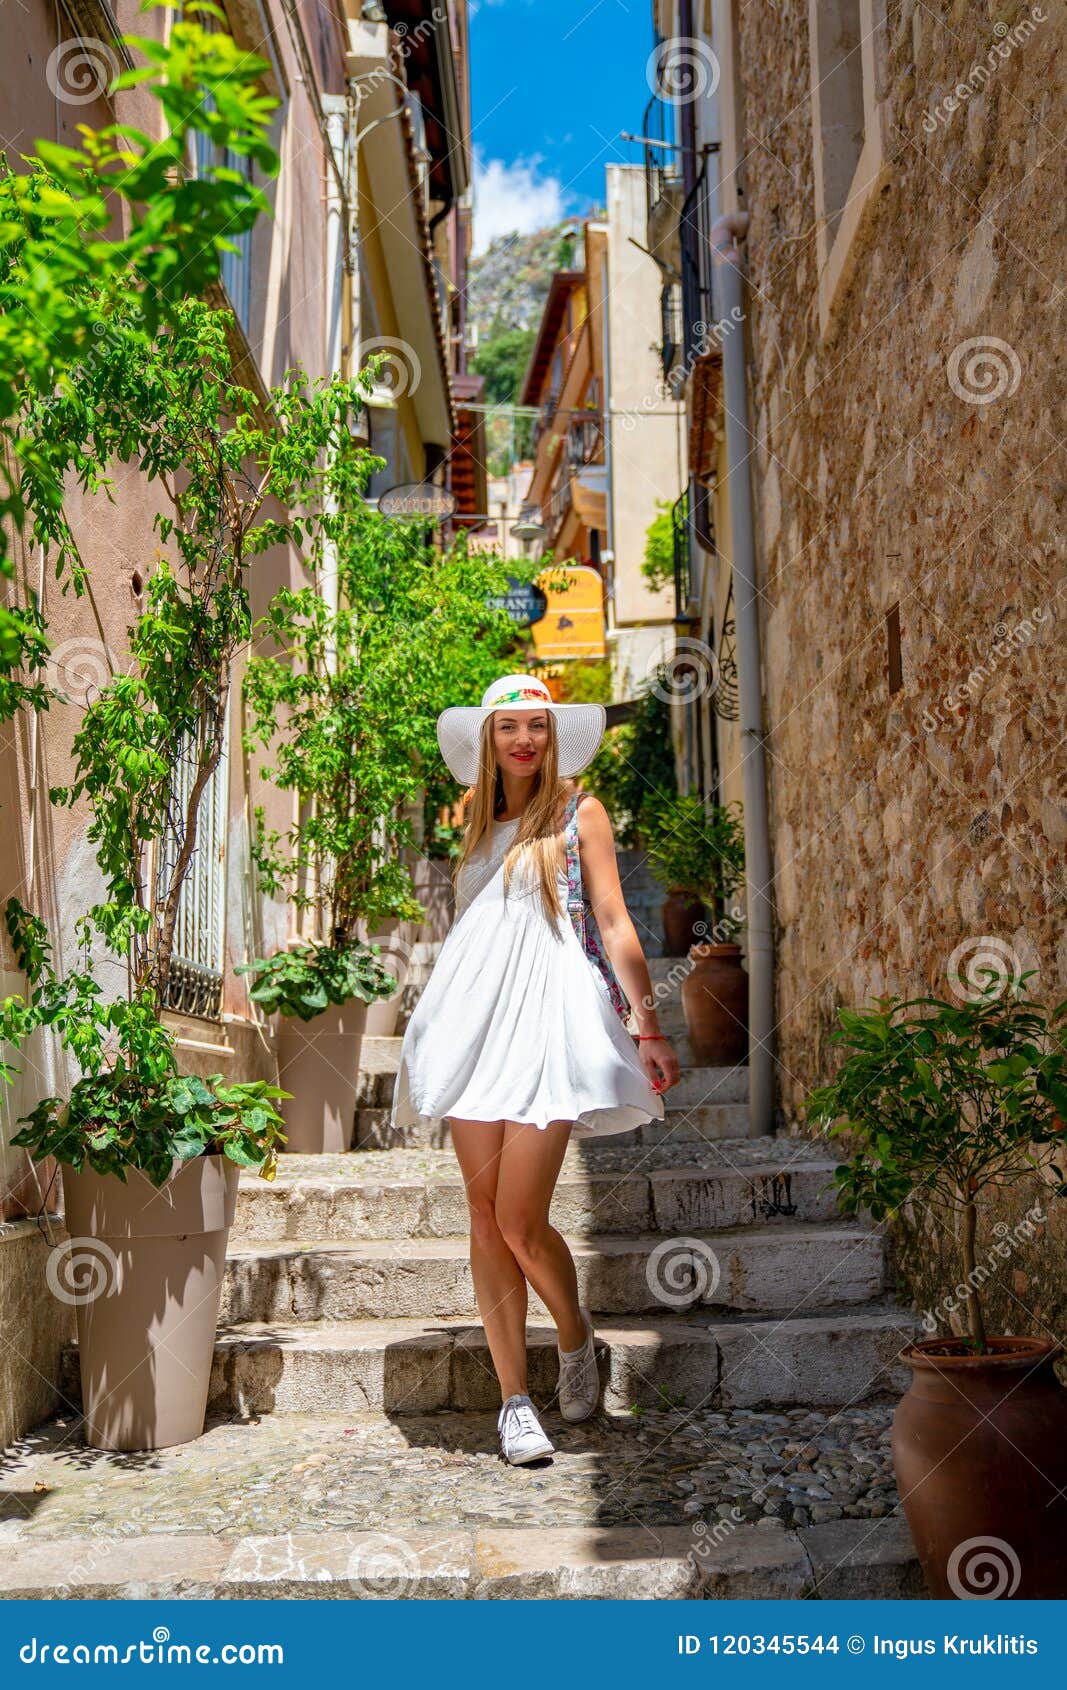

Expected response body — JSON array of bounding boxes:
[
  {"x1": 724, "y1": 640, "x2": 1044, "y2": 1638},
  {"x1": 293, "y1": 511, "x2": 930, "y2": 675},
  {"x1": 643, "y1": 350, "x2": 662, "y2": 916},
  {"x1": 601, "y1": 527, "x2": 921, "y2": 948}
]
[{"x1": 575, "y1": 794, "x2": 680, "y2": 1094}]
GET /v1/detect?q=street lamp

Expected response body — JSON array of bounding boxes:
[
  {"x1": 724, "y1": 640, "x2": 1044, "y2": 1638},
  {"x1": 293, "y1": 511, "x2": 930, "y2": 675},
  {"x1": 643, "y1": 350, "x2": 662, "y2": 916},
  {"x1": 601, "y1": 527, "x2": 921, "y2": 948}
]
[{"x1": 512, "y1": 505, "x2": 547, "y2": 543}]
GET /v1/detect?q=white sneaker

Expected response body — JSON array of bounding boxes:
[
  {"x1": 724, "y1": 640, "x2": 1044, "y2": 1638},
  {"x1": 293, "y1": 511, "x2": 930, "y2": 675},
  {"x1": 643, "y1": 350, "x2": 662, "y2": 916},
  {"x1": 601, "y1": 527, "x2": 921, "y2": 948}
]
[
  {"x1": 557, "y1": 1305, "x2": 600, "y2": 1422},
  {"x1": 497, "y1": 1394, "x2": 555, "y2": 1464}
]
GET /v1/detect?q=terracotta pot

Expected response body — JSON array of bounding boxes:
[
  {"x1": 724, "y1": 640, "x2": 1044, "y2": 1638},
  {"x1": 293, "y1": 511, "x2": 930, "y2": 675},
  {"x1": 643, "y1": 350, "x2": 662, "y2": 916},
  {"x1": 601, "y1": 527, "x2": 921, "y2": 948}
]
[
  {"x1": 275, "y1": 997, "x2": 368, "y2": 1153},
  {"x1": 680, "y1": 942, "x2": 748, "y2": 1065},
  {"x1": 892, "y1": 1336, "x2": 1067, "y2": 1598},
  {"x1": 61, "y1": 1154, "x2": 238, "y2": 1452},
  {"x1": 661, "y1": 889, "x2": 708, "y2": 957}
]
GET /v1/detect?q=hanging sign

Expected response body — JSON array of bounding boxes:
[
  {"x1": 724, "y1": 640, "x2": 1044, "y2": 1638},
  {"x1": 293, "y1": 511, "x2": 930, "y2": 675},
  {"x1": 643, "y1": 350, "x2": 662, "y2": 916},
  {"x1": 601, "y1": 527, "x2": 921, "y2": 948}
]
[
  {"x1": 379, "y1": 482, "x2": 457, "y2": 520},
  {"x1": 486, "y1": 576, "x2": 549, "y2": 627},
  {"x1": 529, "y1": 565, "x2": 606, "y2": 658}
]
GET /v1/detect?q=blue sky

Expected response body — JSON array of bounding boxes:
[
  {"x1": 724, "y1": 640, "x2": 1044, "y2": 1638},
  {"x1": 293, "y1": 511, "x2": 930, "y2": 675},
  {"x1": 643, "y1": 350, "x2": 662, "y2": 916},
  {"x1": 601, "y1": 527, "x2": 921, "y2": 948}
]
[{"x1": 468, "y1": 0, "x2": 653, "y2": 252}]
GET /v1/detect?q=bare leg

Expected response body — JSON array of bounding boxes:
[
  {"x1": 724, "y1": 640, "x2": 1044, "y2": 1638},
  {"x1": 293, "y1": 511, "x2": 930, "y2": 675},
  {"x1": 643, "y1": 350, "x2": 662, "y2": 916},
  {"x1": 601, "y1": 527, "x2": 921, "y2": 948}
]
[
  {"x1": 494, "y1": 1119, "x2": 586, "y2": 1352},
  {"x1": 448, "y1": 1118, "x2": 529, "y2": 1401}
]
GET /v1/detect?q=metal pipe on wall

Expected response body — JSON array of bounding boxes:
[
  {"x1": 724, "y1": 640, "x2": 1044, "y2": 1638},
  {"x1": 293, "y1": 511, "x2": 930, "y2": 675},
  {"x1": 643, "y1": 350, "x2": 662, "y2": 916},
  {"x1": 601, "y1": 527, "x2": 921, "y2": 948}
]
[{"x1": 709, "y1": 210, "x2": 776, "y2": 1138}]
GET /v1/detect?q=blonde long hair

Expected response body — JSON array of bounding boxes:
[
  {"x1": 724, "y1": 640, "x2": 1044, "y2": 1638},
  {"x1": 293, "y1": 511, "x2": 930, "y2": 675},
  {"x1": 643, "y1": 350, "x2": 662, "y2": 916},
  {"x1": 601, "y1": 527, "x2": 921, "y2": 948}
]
[{"x1": 453, "y1": 713, "x2": 570, "y2": 926}]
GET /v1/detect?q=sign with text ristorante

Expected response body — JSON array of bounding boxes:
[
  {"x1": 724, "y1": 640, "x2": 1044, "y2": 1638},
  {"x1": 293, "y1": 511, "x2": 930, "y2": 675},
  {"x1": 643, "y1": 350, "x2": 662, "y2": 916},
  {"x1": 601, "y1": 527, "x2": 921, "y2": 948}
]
[
  {"x1": 378, "y1": 483, "x2": 457, "y2": 520},
  {"x1": 485, "y1": 577, "x2": 549, "y2": 627}
]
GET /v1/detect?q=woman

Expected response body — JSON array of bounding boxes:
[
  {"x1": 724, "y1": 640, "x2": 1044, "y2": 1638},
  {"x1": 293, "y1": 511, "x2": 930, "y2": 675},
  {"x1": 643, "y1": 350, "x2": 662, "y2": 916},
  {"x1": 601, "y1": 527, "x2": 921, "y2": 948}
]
[{"x1": 391, "y1": 673, "x2": 680, "y2": 1464}]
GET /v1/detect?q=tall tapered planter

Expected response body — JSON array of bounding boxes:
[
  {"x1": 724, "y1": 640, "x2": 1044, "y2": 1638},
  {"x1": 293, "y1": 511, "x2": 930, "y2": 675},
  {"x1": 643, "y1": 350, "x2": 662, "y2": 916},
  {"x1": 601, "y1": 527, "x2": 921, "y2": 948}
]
[
  {"x1": 275, "y1": 997, "x2": 368, "y2": 1153},
  {"x1": 61, "y1": 1154, "x2": 238, "y2": 1452}
]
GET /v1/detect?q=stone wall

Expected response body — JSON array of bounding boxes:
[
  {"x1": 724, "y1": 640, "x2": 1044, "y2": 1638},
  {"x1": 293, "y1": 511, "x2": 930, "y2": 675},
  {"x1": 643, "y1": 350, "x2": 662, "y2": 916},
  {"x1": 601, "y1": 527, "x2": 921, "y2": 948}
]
[{"x1": 732, "y1": 1, "x2": 1066, "y2": 1331}]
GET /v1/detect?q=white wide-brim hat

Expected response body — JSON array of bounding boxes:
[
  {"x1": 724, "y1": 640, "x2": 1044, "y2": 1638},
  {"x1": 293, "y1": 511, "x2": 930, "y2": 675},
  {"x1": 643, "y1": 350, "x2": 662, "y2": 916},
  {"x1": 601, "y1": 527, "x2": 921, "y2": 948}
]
[{"x1": 436, "y1": 673, "x2": 606, "y2": 786}]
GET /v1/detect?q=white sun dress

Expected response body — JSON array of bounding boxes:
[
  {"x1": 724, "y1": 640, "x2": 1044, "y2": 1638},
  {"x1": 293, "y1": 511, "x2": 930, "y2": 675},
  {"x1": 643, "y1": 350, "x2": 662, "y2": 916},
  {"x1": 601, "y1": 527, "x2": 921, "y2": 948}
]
[{"x1": 390, "y1": 813, "x2": 665, "y2": 1138}]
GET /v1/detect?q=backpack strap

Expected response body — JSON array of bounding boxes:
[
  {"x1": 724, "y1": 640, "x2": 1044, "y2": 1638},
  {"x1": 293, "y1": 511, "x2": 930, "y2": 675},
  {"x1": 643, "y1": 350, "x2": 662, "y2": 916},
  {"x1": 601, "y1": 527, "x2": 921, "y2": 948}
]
[{"x1": 562, "y1": 792, "x2": 585, "y2": 938}]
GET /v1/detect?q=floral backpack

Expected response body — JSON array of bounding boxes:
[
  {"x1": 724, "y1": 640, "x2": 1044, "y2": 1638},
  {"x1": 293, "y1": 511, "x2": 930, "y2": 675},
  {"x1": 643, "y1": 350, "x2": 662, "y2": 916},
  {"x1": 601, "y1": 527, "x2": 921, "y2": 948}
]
[{"x1": 562, "y1": 792, "x2": 630, "y2": 1024}]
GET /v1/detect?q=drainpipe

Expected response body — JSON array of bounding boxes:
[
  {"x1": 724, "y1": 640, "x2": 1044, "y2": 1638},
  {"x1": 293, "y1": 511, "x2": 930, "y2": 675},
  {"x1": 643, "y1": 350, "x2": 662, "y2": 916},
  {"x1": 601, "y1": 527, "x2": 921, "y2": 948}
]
[
  {"x1": 709, "y1": 210, "x2": 776, "y2": 1138},
  {"x1": 321, "y1": 96, "x2": 348, "y2": 671}
]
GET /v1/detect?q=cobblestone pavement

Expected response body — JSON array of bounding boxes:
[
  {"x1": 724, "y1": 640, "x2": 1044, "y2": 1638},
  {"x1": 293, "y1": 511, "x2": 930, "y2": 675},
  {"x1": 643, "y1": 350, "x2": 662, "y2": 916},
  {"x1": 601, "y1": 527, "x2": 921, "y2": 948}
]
[{"x1": 1, "y1": 1403, "x2": 900, "y2": 1540}]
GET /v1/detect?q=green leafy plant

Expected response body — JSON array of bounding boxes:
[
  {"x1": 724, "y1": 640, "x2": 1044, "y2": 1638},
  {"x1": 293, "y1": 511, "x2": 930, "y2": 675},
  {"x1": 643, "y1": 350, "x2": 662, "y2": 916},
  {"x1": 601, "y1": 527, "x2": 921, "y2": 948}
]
[
  {"x1": 0, "y1": 1, "x2": 279, "y2": 659},
  {"x1": 582, "y1": 674, "x2": 676, "y2": 849},
  {"x1": 243, "y1": 505, "x2": 534, "y2": 938},
  {"x1": 1, "y1": 290, "x2": 377, "y2": 1184},
  {"x1": 1, "y1": 902, "x2": 287, "y2": 1186},
  {"x1": 805, "y1": 972, "x2": 1067, "y2": 1350},
  {"x1": 641, "y1": 497, "x2": 681, "y2": 594},
  {"x1": 642, "y1": 793, "x2": 745, "y2": 929},
  {"x1": 236, "y1": 943, "x2": 397, "y2": 1022}
]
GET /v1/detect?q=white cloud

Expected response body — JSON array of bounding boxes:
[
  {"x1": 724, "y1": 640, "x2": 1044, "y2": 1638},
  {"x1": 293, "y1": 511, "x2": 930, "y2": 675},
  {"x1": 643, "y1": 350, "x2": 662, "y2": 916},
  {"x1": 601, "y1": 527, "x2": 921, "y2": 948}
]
[{"x1": 471, "y1": 150, "x2": 567, "y2": 255}]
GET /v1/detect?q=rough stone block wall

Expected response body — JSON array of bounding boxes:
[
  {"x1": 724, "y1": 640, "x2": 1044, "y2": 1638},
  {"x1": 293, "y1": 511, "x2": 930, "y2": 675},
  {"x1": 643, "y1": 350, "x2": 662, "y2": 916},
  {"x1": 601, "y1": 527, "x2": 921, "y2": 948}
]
[{"x1": 734, "y1": 0, "x2": 1065, "y2": 1334}]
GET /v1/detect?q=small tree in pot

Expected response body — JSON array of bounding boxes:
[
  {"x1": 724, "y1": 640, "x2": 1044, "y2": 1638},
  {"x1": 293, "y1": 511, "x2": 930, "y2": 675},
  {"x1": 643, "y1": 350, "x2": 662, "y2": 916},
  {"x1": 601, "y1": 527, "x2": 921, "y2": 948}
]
[
  {"x1": 2, "y1": 272, "x2": 376, "y2": 1444},
  {"x1": 642, "y1": 794, "x2": 746, "y2": 1065},
  {"x1": 806, "y1": 970, "x2": 1067, "y2": 1599},
  {"x1": 240, "y1": 501, "x2": 528, "y2": 1149}
]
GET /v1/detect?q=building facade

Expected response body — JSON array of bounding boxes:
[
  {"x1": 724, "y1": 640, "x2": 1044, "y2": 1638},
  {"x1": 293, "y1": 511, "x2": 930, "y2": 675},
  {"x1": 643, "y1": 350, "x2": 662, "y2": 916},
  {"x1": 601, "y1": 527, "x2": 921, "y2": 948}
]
[
  {"x1": 520, "y1": 171, "x2": 681, "y2": 699},
  {"x1": 649, "y1": 0, "x2": 1065, "y2": 1327},
  {"x1": 0, "y1": 0, "x2": 480, "y2": 1445}
]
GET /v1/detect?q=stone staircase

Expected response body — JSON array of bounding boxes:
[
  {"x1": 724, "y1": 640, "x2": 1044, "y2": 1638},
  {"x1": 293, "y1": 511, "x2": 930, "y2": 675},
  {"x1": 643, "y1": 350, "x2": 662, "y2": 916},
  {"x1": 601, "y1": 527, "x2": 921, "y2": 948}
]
[{"x1": 2, "y1": 957, "x2": 925, "y2": 1600}]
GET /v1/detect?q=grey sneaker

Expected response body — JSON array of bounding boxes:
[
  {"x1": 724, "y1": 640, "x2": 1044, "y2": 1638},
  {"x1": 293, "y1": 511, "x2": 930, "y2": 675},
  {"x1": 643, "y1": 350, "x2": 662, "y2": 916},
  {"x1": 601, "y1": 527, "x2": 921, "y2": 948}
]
[
  {"x1": 557, "y1": 1305, "x2": 600, "y2": 1422},
  {"x1": 497, "y1": 1394, "x2": 555, "y2": 1464}
]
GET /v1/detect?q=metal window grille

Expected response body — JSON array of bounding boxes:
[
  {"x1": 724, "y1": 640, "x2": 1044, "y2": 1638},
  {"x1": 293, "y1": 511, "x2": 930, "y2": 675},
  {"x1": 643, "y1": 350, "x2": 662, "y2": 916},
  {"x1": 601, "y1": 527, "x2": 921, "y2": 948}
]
[{"x1": 156, "y1": 726, "x2": 229, "y2": 1020}]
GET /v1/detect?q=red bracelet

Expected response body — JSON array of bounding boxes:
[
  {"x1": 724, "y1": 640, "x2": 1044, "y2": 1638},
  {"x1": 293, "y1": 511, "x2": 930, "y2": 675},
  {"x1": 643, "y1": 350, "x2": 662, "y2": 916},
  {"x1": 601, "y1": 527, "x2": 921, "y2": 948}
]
[{"x1": 635, "y1": 1033, "x2": 665, "y2": 1041}]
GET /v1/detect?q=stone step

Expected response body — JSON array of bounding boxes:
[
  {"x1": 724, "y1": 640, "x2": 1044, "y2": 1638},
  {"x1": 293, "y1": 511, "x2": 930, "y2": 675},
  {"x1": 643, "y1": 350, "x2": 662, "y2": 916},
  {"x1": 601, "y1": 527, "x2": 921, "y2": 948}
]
[
  {"x1": 1, "y1": 1406, "x2": 922, "y2": 1599},
  {"x1": 191, "y1": 1305, "x2": 913, "y2": 1416},
  {"x1": 234, "y1": 1148, "x2": 845, "y2": 1242},
  {"x1": 218, "y1": 1224, "x2": 885, "y2": 1324},
  {"x1": 0, "y1": 1517, "x2": 922, "y2": 1599},
  {"x1": 57, "y1": 1306, "x2": 915, "y2": 1418}
]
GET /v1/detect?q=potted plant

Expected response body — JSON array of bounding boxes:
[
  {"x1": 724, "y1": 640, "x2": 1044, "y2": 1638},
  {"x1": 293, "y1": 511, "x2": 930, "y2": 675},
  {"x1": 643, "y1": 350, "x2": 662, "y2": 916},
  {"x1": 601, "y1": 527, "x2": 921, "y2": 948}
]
[
  {"x1": 3, "y1": 275, "x2": 372, "y2": 1445},
  {"x1": 806, "y1": 972, "x2": 1067, "y2": 1599},
  {"x1": 643, "y1": 794, "x2": 747, "y2": 1065},
  {"x1": 241, "y1": 502, "x2": 535, "y2": 1147},
  {"x1": 235, "y1": 937, "x2": 399, "y2": 1154},
  {"x1": 1, "y1": 901, "x2": 286, "y2": 1454}
]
